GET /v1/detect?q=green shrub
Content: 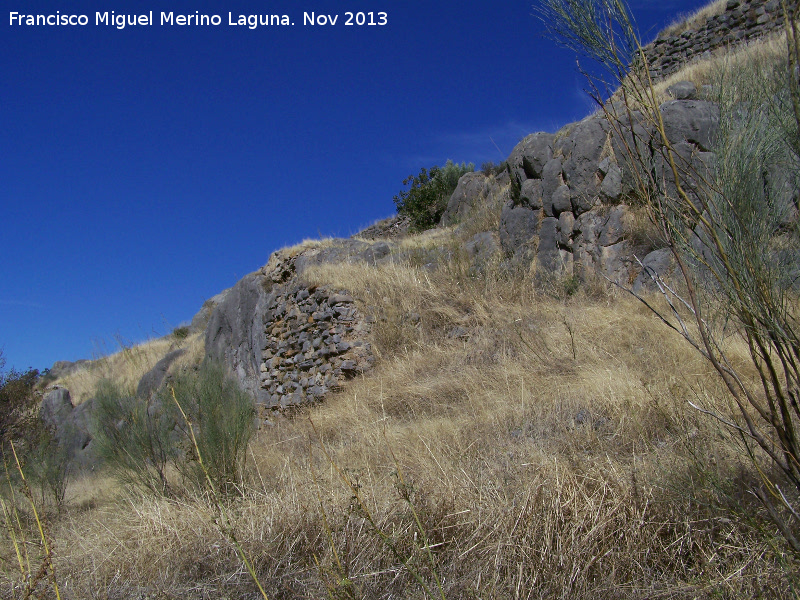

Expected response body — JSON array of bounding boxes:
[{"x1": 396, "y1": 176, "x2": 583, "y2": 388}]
[
  {"x1": 169, "y1": 363, "x2": 255, "y2": 494},
  {"x1": 92, "y1": 363, "x2": 256, "y2": 497},
  {"x1": 0, "y1": 358, "x2": 40, "y2": 446},
  {"x1": 172, "y1": 326, "x2": 190, "y2": 341},
  {"x1": 481, "y1": 161, "x2": 507, "y2": 176},
  {"x1": 27, "y1": 429, "x2": 71, "y2": 510},
  {"x1": 91, "y1": 379, "x2": 176, "y2": 496},
  {"x1": 393, "y1": 160, "x2": 474, "y2": 231}
]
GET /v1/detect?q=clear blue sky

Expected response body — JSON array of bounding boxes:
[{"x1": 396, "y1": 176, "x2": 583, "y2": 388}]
[{"x1": 2, "y1": 0, "x2": 708, "y2": 371}]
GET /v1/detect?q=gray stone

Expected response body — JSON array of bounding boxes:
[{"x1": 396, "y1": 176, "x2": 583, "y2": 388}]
[
  {"x1": 40, "y1": 388, "x2": 74, "y2": 430},
  {"x1": 189, "y1": 288, "x2": 231, "y2": 333},
  {"x1": 205, "y1": 270, "x2": 271, "y2": 403},
  {"x1": 540, "y1": 157, "x2": 564, "y2": 212},
  {"x1": 599, "y1": 205, "x2": 629, "y2": 247},
  {"x1": 600, "y1": 241, "x2": 630, "y2": 284},
  {"x1": 551, "y1": 185, "x2": 572, "y2": 216},
  {"x1": 136, "y1": 348, "x2": 186, "y2": 399},
  {"x1": 519, "y1": 179, "x2": 544, "y2": 209},
  {"x1": 660, "y1": 100, "x2": 720, "y2": 151},
  {"x1": 667, "y1": 81, "x2": 697, "y2": 100},
  {"x1": 39, "y1": 388, "x2": 95, "y2": 471},
  {"x1": 600, "y1": 164, "x2": 623, "y2": 200},
  {"x1": 464, "y1": 231, "x2": 501, "y2": 264},
  {"x1": 329, "y1": 293, "x2": 354, "y2": 304},
  {"x1": 441, "y1": 172, "x2": 500, "y2": 226},
  {"x1": 632, "y1": 248, "x2": 675, "y2": 293},
  {"x1": 361, "y1": 242, "x2": 391, "y2": 264},
  {"x1": 558, "y1": 212, "x2": 575, "y2": 247},
  {"x1": 49, "y1": 359, "x2": 91, "y2": 379},
  {"x1": 536, "y1": 217, "x2": 561, "y2": 272},
  {"x1": 506, "y1": 132, "x2": 555, "y2": 181},
  {"x1": 499, "y1": 201, "x2": 541, "y2": 256},
  {"x1": 558, "y1": 116, "x2": 609, "y2": 195}
]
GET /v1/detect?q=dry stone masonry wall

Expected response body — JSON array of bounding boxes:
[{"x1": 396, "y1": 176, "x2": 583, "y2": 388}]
[
  {"x1": 259, "y1": 283, "x2": 373, "y2": 409},
  {"x1": 204, "y1": 239, "x2": 389, "y2": 414},
  {"x1": 643, "y1": 0, "x2": 784, "y2": 81}
]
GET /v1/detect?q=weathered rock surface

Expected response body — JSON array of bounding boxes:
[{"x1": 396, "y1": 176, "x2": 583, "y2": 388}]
[
  {"x1": 356, "y1": 215, "x2": 411, "y2": 240},
  {"x1": 491, "y1": 91, "x2": 734, "y2": 283},
  {"x1": 441, "y1": 172, "x2": 501, "y2": 226},
  {"x1": 48, "y1": 359, "x2": 91, "y2": 379},
  {"x1": 189, "y1": 289, "x2": 231, "y2": 333},
  {"x1": 136, "y1": 348, "x2": 186, "y2": 399},
  {"x1": 40, "y1": 388, "x2": 95, "y2": 471},
  {"x1": 632, "y1": 248, "x2": 675, "y2": 293}
]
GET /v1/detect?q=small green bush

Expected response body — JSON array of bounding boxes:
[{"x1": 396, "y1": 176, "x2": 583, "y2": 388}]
[
  {"x1": 393, "y1": 160, "x2": 474, "y2": 231},
  {"x1": 481, "y1": 161, "x2": 507, "y2": 176},
  {"x1": 172, "y1": 326, "x2": 190, "y2": 341},
  {"x1": 92, "y1": 363, "x2": 256, "y2": 497},
  {"x1": 92, "y1": 379, "x2": 176, "y2": 496},
  {"x1": 170, "y1": 363, "x2": 255, "y2": 494}
]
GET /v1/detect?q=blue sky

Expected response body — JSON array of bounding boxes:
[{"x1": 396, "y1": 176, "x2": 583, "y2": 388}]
[{"x1": 1, "y1": 0, "x2": 709, "y2": 371}]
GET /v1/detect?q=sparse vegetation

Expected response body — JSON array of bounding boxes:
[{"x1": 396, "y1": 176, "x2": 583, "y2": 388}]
[
  {"x1": 480, "y1": 160, "x2": 507, "y2": 176},
  {"x1": 172, "y1": 325, "x2": 190, "y2": 340},
  {"x1": 394, "y1": 160, "x2": 474, "y2": 232},
  {"x1": 8, "y1": 253, "x2": 795, "y2": 598},
  {"x1": 657, "y1": 0, "x2": 727, "y2": 39},
  {"x1": 170, "y1": 362, "x2": 255, "y2": 494}
]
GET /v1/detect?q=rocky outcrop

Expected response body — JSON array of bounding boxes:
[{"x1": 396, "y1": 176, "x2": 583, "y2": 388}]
[
  {"x1": 39, "y1": 388, "x2": 95, "y2": 471},
  {"x1": 488, "y1": 89, "x2": 730, "y2": 284},
  {"x1": 356, "y1": 215, "x2": 411, "y2": 240},
  {"x1": 48, "y1": 359, "x2": 91, "y2": 379},
  {"x1": 441, "y1": 172, "x2": 501, "y2": 226},
  {"x1": 189, "y1": 289, "x2": 231, "y2": 334},
  {"x1": 136, "y1": 348, "x2": 186, "y2": 399}
]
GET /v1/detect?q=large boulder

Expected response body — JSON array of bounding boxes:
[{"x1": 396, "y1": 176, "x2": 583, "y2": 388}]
[
  {"x1": 440, "y1": 173, "x2": 500, "y2": 226},
  {"x1": 500, "y1": 201, "x2": 542, "y2": 257},
  {"x1": 136, "y1": 348, "x2": 186, "y2": 399},
  {"x1": 464, "y1": 231, "x2": 501, "y2": 268},
  {"x1": 506, "y1": 132, "x2": 555, "y2": 181},
  {"x1": 632, "y1": 248, "x2": 675, "y2": 293},
  {"x1": 536, "y1": 217, "x2": 561, "y2": 272},
  {"x1": 205, "y1": 270, "x2": 271, "y2": 403},
  {"x1": 556, "y1": 116, "x2": 610, "y2": 200},
  {"x1": 48, "y1": 359, "x2": 91, "y2": 379},
  {"x1": 189, "y1": 288, "x2": 231, "y2": 333},
  {"x1": 659, "y1": 100, "x2": 720, "y2": 152}
]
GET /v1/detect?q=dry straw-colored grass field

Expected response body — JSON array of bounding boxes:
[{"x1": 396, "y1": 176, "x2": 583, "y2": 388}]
[{"x1": 6, "y1": 241, "x2": 795, "y2": 599}]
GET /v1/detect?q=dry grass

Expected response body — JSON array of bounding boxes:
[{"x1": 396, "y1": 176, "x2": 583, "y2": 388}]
[
  {"x1": 278, "y1": 237, "x2": 338, "y2": 258},
  {"x1": 53, "y1": 331, "x2": 203, "y2": 405},
  {"x1": 650, "y1": 29, "x2": 791, "y2": 100},
  {"x1": 657, "y1": 0, "x2": 727, "y2": 39},
  {"x1": 8, "y1": 246, "x2": 796, "y2": 599}
]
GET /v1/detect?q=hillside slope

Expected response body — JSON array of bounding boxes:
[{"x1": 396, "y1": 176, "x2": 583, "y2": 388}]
[{"x1": 7, "y1": 2, "x2": 800, "y2": 598}]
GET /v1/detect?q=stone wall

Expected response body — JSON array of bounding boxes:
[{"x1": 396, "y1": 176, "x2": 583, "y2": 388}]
[
  {"x1": 205, "y1": 239, "x2": 390, "y2": 415},
  {"x1": 259, "y1": 283, "x2": 373, "y2": 409},
  {"x1": 642, "y1": 0, "x2": 783, "y2": 81}
]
